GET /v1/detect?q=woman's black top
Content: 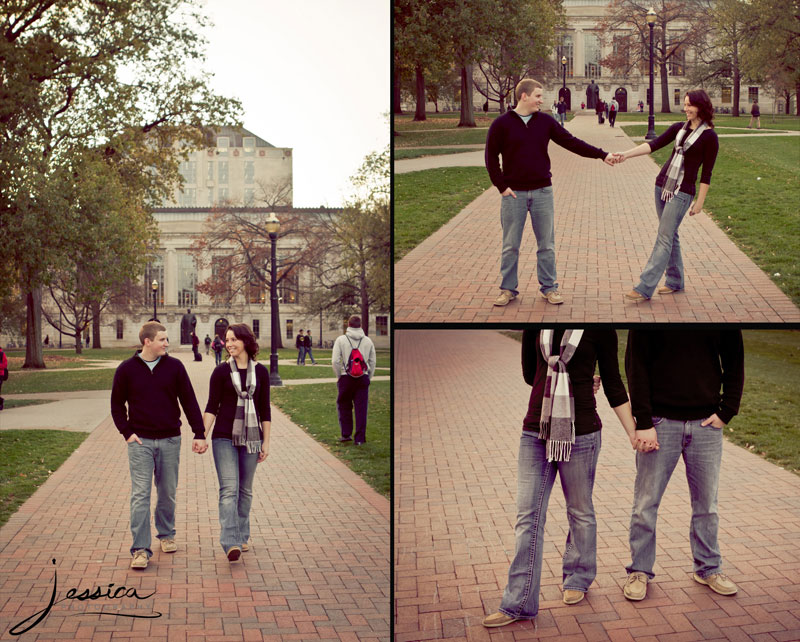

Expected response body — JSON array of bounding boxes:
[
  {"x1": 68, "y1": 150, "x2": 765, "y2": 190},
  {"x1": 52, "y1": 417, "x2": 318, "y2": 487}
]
[
  {"x1": 649, "y1": 121, "x2": 719, "y2": 196},
  {"x1": 522, "y1": 329, "x2": 629, "y2": 435},
  {"x1": 205, "y1": 361, "x2": 271, "y2": 440}
]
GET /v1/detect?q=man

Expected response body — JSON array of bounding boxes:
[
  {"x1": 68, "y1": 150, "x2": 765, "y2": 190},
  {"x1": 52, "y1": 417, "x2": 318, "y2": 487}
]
[
  {"x1": 609, "y1": 97, "x2": 619, "y2": 127},
  {"x1": 111, "y1": 321, "x2": 207, "y2": 570},
  {"x1": 623, "y1": 329, "x2": 744, "y2": 601},
  {"x1": 485, "y1": 78, "x2": 618, "y2": 307},
  {"x1": 212, "y1": 334, "x2": 224, "y2": 366},
  {"x1": 295, "y1": 329, "x2": 305, "y2": 365},
  {"x1": 556, "y1": 96, "x2": 567, "y2": 126},
  {"x1": 304, "y1": 330, "x2": 317, "y2": 365},
  {"x1": 0, "y1": 344, "x2": 7, "y2": 411},
  {"x1": 332, "y1": 316, "x2": 376, "y2": 445},
  {"x1": 204, "y1": 334, "x2": 211, "y2": 355}
]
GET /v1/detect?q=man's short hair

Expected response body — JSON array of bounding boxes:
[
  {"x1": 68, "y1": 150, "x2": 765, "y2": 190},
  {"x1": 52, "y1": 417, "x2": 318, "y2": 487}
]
[
  {"x1": 348, "y1": 315, "x2": 361, "y2": 328},
  {"x1": 139, "y1": 321, "x2": 166, "y2": 345},
  {"x1": 515, "y1": 78, "x2": 543, "y2": 101}
]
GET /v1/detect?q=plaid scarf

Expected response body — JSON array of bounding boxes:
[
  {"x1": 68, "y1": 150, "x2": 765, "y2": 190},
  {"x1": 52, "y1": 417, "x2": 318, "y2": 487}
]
[
  {"x1": 660, "y1": 122, "x2": 708, "y2": 202},
  {"x1": 539, "y1": 329, "x2": 584, "y2": 462},
  {"x1": 228, "y1": 357, "x2": 262, "y2": 454}
]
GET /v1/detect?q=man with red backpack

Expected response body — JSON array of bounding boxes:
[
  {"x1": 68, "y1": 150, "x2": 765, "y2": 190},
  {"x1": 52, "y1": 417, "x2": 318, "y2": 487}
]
[{"x1": 332, "y1": 316, "x2": 376, "y2": 445}]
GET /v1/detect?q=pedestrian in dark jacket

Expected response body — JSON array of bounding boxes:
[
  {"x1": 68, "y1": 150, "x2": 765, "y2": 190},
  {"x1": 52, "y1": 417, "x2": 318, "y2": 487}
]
[{"x1": 295, "y1": 329, "x2": 306, "y2": 365}]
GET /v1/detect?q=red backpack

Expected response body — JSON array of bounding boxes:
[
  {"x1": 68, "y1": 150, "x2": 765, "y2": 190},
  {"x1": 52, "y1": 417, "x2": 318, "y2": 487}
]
[{"x1": 345, "y1": 337, "x2": 367, "y2": 377}]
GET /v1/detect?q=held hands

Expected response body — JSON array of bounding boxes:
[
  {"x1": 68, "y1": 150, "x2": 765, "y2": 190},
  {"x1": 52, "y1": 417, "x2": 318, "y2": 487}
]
[
  {"x1": 192, "y1": 438, "x2": 208, "y2": 454},
  {"x1": 633, "y1": 427, "x2": 660, "y2": 453}
]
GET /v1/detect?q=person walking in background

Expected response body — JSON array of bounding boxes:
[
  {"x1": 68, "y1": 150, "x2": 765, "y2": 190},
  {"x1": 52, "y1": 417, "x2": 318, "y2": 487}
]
[
  {"x1": 202, "y1": 323, "x2": 270, "y2": 562},
  {"x1": 596, "y1": 98, "x2": 604, "y2": 124},
  {"x1": 212, "y1": 334, "x2": 224, "y2": 366},
  {"x1": 332, "y1": 316, "x2": 376, "y2": 445},
  {"x1": 622, "y1": 328, "x2": 744, "y2": 602},
  {"x1": 557, "y1": 96, "x2": 567, "y2": 126},
  {"x1": 485, "y1": 78, "x2": 619, "y2": 308},
  {"x1": 617, "y1": 89, "x2": 719, "y2": 303},
  {"x1": 482, "y1": 329, "x2": 637, "y2": 628},
  {"x1": 0, "y1": 344, "x2": 7, "y2": 411},
  {"x1": 296, "y1": 329, "x2": 306, "y2": 365},
  {"x1": 110, "y1": 321, "x2": 206, "y2": 570},
  {"x1": 748, "y1": 100, "x2": 760, "y2": 129},
  {"x1": 604, "y1": 99, "x2": 610, "y2": 123},
  {"x1": 204, "y1": 334, "x2": 211, "y2": 355},
  {"x1": 305, "y1": 330, "x2": 317, "y2": 365},
  {"x1": 609, "y1": 97, "x2": 619, "y2": 127},
  {"x1": 191, "y1": 331, "x2": 200, "y2": 361}
]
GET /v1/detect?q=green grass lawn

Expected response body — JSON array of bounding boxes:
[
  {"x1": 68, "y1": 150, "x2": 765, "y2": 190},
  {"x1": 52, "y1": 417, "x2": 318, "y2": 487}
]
[
  {"x1": 394, "y1": 113, "x2": 501, "y2": 131},
  {"x1": 645, "y1": 137, "x2": 800, "y2": 306},
  {"x1": 395, "y1": 128, "x2": 490, "y2": 148},
  {"x1": 395, "y1": 147, "x2": 482, "y2": 160},
  {"x1": 2, "y1": 399, "x2": 54, "y2": 410},
  {"x1": 613, "y1": 113, "x2": 800, "y2": 130},
  {"x1": 503, "y1": 329, "x2": 800, "y2": 474},
  {"x1": 0, "y1": 430, "x2": 90, "y2": 528},
  {"x1": 395, "y1": 167, "x2": 492, "y2": 261},
  {"x1": 3, "y1": 368, "x2": 117, "y2": 394},
  {"x1": 620, "y1": 124, "x2": 779, "y2": 137},
  {"x1": 270, "y1": 381, "x2": 389, "y2": 496}
]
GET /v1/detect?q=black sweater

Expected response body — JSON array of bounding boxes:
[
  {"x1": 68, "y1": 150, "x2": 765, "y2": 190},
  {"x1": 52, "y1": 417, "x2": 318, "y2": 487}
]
[
  {"x1": 205, "y1": 362, "x2": 271, "y2": 441},
  {"x1": 485, "y1": 110, "x2": 608, "y2": 193},
  {"x1": 625, "y1": 329, "x2": 744, "y2": 429},
  {"x1": 111, "y1": 352, "x2": 204, "y2": 441},
  {"x1": 522, "y1": 329, "x2": 629, "y2": 435},
  {"x1": 649, "y1": 121, "x2": 719, "y2": 196}
]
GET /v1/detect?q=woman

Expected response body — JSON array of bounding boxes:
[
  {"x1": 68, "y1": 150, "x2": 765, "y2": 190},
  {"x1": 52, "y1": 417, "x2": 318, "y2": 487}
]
[
  {"x1": 203, "y1": 323, "x2": 270, "y2": 561},
  {"x1": 482, "y1": 328, "x2": 641, "y2": 628},
  {"x1": 619, "y1": 89, "x2": 719, "y2": 302}
]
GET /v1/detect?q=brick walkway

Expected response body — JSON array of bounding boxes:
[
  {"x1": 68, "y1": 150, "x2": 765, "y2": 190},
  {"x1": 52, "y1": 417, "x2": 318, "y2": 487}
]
[
  {"x1": 394, "y1": 330, "x2": 800, "y2": 642},
  {"x1": 0, "y1": 354, "x2": 389, "y2": 641},
  {"x1": 394, "y1": 113, "x2": 800, "y2": 323}
]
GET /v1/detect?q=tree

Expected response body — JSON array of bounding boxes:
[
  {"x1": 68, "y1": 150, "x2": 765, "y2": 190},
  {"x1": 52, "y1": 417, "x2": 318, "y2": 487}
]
[
  {"x1": 192, "y1": 180, "x2": 333, "y2": 350},
  {"x1": 599, "y1": 0, "x2": 711, "y2": 112},
  {"x1": 474, "y1": 0, "x2": 565, "y2": 112},
  {"x1": 303, "y1": 147, "x2": 390, "y2": 337},
  {"x1": 0, "y1": 0, "x2": 241, "y2": 368}
]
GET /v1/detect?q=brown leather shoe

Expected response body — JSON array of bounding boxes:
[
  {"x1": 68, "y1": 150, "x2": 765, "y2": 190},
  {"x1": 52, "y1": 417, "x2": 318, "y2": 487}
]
[
  {"x1": 130, "y1": 550, "x2": 148, "y2": 570},
  {"x1": 539, "y1": 290, "x2": 564, "y2": 305},
  {"x1": 624, "y1": 289, "x2": 649, "y2": 303},
  {"x1": 563, "y1": 589, "x2": 585, "y2": 604},
  {"x1": 226, "y1": 546, "x2": 242, "y2": 562},
  {"x1": 493, "y1": 290, "x2": 517, "y2": 306},
  {"x1": 657, "y1": 286, "x2": 681, "y2": 295},
  {"x1": 693, "y1": 572, "x2": 737, "y2": 595},
  {"x1": 482, "y1": 612, "x2": 522, "y2": 628}
]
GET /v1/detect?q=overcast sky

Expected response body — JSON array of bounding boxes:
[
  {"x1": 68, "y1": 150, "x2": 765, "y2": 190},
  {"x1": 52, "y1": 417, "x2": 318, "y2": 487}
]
[{"x1": 198, "y1": 0, "x2": 389, "y2": 208}]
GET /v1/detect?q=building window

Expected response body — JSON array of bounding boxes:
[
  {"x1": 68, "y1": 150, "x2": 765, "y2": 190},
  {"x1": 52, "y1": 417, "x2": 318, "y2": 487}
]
[
  {"x1": 244, "y1": 188, "x2": 255, "y2": 205},
  {"x1": 211, "y1": 256, "x2": 232, "y2": 304},
  {"x1": 207, "y1": 187, "x2": 213, "y2": 205},
  {"x1": 329, "y1": 320, "x2": 339, "y2": 331},
  {"x1": 177, "y1": 252, "x2": 197, "y2": 307},
  {"x1": 556, "y1": 34, "x2": 573, "y2": 78},
  {"x1": 668, "y1": 38, "x2": 685, "y2": 76},
  {"x1": 376, "y1": 316, "x2": 388, "y2": 336},
  {"x1": 218, "y1": 161, "x2": 228, "y2": 184},
  {"x1": 243, "y1": 137, "x2": 256, "y2": 155},
  {"x1": 721, "y1": 86, "x2": 732, "y2": 103},
  {"x1": 286, "y1": 319, "x2": 293, "y2": 339},
  {"x1": 217, "y1": 136, "x2": 229, "y2": 155},
  {"x1": 252, "y1": 319, "x2": 260, "y2": 338},
  {"x1": 612, "y1": 34, "x2": 630, "y2": 69},
  {"x1": 748, "y1": 87, "x2": 758, "y2": 103},
  {"x1": 207, "y1": 160, "x2": 214, "y2": 182},
  {"x1": 179, "y1": 160, "x2": 197, "y2": 184},
  {"x1": 244, "y1": 160, "x2": 255, "y2": 184},
  {"x1": 245, "y1": 269, "x2": 265, "y2": 304},
  {"x1": 179, "y1": 187, "x2": 196, "y2": 206},
  {"x1": 584, "y1": 33, "x2": 602, "y2": 78},
  {"x1": 674, "y1": 88, "x2": 681, "y2": 106},
  {"x1": 116, "y1": 319, "x2": 124, "y2": 340},
  {"x1": 218, "y1": 187, "x2": 229, "y2": 201},
  {"x1": 279, "y1": 268, "x2": 299, "y2": 304},
  {"x1": 144, "y1": 257, "x2": 164, "y2": 306}
]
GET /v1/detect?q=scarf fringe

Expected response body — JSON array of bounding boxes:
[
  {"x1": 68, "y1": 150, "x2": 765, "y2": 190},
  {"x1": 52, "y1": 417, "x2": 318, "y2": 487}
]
[{"x1": 546, "y1": 438, "x2": 574, "y2": 462}]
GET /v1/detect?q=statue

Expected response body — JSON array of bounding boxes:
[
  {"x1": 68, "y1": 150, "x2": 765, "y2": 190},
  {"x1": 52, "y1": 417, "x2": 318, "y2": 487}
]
[
  {"x1": 180, "y1": 308, "x2": 197, "y2": 344},
  {"x1": 586, "y1": 80, "x2": 599, "y2": 109}
]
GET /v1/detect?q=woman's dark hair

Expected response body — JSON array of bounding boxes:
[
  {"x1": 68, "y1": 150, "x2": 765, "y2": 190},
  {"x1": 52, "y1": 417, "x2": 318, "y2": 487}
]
[
  {"x1": 686, "y1": 89, "x2": 715, "y2": 128},
  {"x1": 226, "y1": 323, "x2": 259, "y2": 360}
]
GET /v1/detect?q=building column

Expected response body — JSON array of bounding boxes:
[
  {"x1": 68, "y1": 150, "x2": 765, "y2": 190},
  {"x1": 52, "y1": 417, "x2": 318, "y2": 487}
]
[
  {"x1": 574, "y1": 28, "x2": 585, "y2": 81},
  {"x1": 165, "y1": 248, "x2": 177, "y2": 307}
]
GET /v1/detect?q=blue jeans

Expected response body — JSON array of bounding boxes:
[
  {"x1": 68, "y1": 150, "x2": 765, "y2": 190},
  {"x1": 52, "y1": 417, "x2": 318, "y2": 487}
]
[
  {"x1": 499, "y1": 187, "x2": 557, "y2": 296},
  {"x1": 558, "y1": 113, "x2": 566, "y2": 126},
  {"x1": 306, "y1": 347, "x2": 316, "y2": 364},
  {"x1": 214, "y1": 350, "x2": 222, "y2": 366},
  {"x1": 634, "y1": 187, "x2": 692, "y2": 298},
  {"x1": 627, "y1": 417, "x2": 723, "y2": 580},
  {"x1": 297, "y1": 346, "x2": 305, "y2": 364},
  {"x1": 127, "y1": 436, "x2": 181, "y2": 557},
  {"x1": 500, "y1": 431, "x2": 601, "y2": 619},
  {"x1": 212, "y1": 438, "x2": 260, "y2": 552}
]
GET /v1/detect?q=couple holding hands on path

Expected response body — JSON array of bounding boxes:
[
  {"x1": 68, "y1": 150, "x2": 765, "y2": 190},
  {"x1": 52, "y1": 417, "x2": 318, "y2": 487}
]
[
  {"x1": 486, "y1": 78, "x2": 718, "y2": 306},
  {"x1": 482, "y1": 327, "x2": 745, "y2": 628}
]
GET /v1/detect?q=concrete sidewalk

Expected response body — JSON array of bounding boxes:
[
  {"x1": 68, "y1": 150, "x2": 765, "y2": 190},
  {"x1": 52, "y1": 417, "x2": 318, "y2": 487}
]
[
  {"x1": 0, "y1": 351, "x2": 389, "y2": 640},
  {"x1": 394, "y1": 113, "x2": 800, "y2": 323},
  {"x1": 394, "y1": 330, "x2": 800, "y2": 642}
]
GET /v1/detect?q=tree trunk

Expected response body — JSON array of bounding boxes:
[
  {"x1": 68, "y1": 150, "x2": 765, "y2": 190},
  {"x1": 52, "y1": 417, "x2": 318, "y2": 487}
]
[
  {"x1": 786, "y1": 91, "x2": 791, "y2": 115},
  {"x1": 75, "y1": 334, "x2": 83, "y2": 355},
  {"x1": 393, "y1": 71, "x2": 403, "y2": 114},
  {"x1": 360, "y1": 264, "x2": 370, "y2": 337},
  {"x1": 92, "y1": 301, "x2": 102, "y2": 348},
  {"x1": 23, "y1": 288, "x2": 45, "y2": 369},
  {"x1": 414, "y1": 64, "x2": 426, "y2": 121},
  {"x1": 732, "y1": 41, "x2": 740, "y2": 117},
  {"x1": 659, "y1": 61, "x2": 670, "y2": 112},
  {"x1": 796, "y1": 82, "x2": 800, "y2": 116},
  {"x1": 458, "y1": 64, "x2": 476, "y2": 127}
]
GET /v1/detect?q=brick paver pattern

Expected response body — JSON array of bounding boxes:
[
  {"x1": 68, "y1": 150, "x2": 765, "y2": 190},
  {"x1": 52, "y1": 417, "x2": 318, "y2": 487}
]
[
  {"x1": 394, "y1": 330, "x2": 800, "y2": 642},
  {"x1": 0, "y1": 357, "x2": 389, "y2": 641},
  {"x1": 394, "y1": 114, "x2": 800, "y2": 323}
]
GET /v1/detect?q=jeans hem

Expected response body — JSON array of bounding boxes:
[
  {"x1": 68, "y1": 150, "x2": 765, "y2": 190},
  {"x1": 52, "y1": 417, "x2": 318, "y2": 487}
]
[{"x1": 498, "y1": 607, "x2": 535, "y2": 620}]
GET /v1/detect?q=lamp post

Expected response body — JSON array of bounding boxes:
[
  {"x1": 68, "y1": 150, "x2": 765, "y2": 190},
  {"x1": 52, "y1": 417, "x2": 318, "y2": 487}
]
[
  {"x1": 646, "y1": 7, "x2": 657, "y2": 140},
  {"x1": 561, "y1": 55, "x2": 567, "y2": 92},
  {"x1": 151, "y1": 280, "x2": 159, "y2": 322},
  {"x1": 264, "y1": 213, "x2": 283, "y2": 387}
]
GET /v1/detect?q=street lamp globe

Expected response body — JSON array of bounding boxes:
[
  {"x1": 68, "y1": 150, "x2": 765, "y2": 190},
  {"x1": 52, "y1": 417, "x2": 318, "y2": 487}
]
[
  {"x1": 264, "y1": 212, "x2": 280, "y2": 235},
  {"x1": 151, "y1": 280, "x2": 158, "y2": 293},
  {"x1": 646, "y1": 7, "x2": 657, "y2": 23},
  {"x1": 561, "y1": 56, "x2": 567, "y2": 66}
]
